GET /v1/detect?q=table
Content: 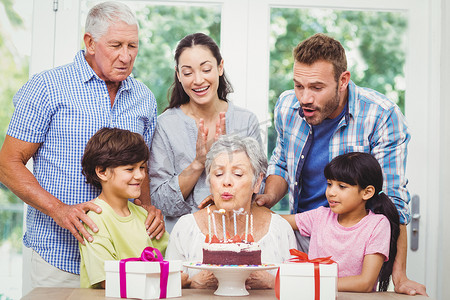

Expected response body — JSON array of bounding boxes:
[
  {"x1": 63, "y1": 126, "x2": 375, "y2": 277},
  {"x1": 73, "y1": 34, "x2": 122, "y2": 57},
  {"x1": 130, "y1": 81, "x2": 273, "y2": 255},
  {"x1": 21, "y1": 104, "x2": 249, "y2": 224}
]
[{"x1": 22, "y1": 287, "x2": 431, "y2": 299}]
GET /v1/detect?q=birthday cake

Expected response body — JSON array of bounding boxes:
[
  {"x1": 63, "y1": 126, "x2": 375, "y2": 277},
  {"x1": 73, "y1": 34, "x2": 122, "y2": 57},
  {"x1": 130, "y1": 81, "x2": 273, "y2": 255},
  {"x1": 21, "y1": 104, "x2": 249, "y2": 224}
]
[
  {"x1": 202, "y1": 208, "x2": 261, "y2": 265},
  {"x1": 202, "y1": 240, "x2": 261, "y2": 265}
]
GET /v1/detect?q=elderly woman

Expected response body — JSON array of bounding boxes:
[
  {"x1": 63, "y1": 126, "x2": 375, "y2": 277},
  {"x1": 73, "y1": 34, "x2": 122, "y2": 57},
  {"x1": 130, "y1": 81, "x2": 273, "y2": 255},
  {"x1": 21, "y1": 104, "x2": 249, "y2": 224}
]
[{"x1": 165, "y1": 135, "x2": 296, "y2": 289}]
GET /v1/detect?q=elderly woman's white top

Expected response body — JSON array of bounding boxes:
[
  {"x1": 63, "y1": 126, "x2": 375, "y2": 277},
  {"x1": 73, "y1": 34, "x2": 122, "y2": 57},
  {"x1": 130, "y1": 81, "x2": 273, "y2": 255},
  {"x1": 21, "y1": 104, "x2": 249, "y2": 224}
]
[{"x1": 165, "y1": 212, "x2": 297, "y2": 276}]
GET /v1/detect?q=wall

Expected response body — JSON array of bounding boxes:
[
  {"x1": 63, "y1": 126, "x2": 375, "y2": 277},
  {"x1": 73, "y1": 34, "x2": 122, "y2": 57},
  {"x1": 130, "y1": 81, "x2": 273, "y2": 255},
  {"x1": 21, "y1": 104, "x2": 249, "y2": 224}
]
[{"x1": 438, "y1": 0, "x2": 450, "y2": 299}]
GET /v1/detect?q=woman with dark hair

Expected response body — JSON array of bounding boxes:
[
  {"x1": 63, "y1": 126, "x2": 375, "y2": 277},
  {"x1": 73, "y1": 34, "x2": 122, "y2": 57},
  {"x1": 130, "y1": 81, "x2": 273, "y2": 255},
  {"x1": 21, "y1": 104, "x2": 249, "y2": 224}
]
[
  {"x1": 282, "y1": 152, "x2": 400, "y2": 292},
  {"x1": 149, "y1": 33, "x2": 262, "y2": 232},
  {"x1": 166, "y1": 33, "x2": 233, "y2": 110}
]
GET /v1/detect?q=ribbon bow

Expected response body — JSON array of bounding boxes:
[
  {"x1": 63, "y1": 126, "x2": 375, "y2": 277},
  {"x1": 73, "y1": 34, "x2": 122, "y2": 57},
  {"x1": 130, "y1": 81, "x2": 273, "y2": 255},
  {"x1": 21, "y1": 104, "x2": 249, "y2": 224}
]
[
  {"x1": 119, "y1": 247, "x2": 169, "y2": 299},
  {"x1": 276, "y1": 249, "x2": 336, "y2": 300},
  {"x1": 288, "y1": 249, "x2": 335, "y2": 264}
]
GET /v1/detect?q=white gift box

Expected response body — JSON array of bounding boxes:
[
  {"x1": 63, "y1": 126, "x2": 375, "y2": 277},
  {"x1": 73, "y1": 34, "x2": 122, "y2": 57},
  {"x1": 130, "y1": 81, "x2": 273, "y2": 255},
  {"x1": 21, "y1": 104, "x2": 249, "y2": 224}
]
[
  {"x1": 278, "y1": 262, "x2": 338, "y2": 300},
  {"x1": 105, "y1": 260, "x2": 182, "y2": 299}
]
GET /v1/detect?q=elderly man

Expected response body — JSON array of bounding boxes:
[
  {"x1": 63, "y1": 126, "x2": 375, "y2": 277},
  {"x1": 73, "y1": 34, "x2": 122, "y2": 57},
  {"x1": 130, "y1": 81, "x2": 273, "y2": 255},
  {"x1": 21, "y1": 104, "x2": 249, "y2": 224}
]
[
  {"x1": 255, "y1": 33, "x2": 427, "y2": 296},
  {"x1": 0, "y1": 1, "x2": 163, "y2": 288}
]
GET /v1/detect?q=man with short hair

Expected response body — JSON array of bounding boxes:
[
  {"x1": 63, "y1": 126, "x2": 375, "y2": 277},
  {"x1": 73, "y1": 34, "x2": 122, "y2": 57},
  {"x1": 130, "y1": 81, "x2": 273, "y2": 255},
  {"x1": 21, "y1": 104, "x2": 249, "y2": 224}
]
[
  {"x1": 255, "y1": 33, "x2": 427, "y2": 296},
  {"x1": 0, "y1": 1, "x2": 164, "y2": 288}
]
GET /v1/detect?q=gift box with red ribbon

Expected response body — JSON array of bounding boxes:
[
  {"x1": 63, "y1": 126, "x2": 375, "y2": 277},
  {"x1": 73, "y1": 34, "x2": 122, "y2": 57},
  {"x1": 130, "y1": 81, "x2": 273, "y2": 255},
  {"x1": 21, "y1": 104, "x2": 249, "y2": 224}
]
[
  {"x1": 104, "y1": 247, "x2": 182, "y2": 299},
  {"x1": 276, "y1": 249, "x2": 338, "y2": 300}
]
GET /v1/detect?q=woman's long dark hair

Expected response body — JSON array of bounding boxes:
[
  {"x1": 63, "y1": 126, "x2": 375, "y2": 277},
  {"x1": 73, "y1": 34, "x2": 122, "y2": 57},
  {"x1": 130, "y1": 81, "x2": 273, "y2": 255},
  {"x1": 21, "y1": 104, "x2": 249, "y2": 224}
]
[
  {"x1": 323, "y1": 152, "x2": 400, "y2": 291},
  {"x1": 165, "y1": 33, "x2": 233, "y2": 111}
]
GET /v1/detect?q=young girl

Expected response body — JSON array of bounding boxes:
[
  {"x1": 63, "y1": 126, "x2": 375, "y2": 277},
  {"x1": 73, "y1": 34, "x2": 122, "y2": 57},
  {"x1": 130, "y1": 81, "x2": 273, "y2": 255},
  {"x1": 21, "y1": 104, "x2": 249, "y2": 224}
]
[
  {"x1": 79, "y1": 127, "x2": 169, "y2": 288},
  {"x1": 282, "y1": 152, "x2": 400, "y2": 292}
]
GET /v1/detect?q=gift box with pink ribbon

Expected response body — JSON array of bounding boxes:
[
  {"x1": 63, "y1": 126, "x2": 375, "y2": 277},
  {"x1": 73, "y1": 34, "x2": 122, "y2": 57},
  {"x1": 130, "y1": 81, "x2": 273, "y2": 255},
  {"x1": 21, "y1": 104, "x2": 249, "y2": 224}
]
[
  {"x1": 276, "y1": 249, "x2": 338, "y2": 300},
  {"x1": 104, "y1": 247, "x2": 182, "y2": 299}
]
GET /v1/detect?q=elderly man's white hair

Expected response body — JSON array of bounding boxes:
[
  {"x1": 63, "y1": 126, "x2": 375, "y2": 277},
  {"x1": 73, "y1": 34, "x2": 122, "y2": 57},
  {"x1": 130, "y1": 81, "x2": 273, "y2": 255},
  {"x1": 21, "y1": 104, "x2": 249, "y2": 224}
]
[
  {"x1": 85, "y1": 1, "x2": 138, "y2": 42},
  {"x1": 205, "y1": 134, "x2": 268, "y2": 187}
]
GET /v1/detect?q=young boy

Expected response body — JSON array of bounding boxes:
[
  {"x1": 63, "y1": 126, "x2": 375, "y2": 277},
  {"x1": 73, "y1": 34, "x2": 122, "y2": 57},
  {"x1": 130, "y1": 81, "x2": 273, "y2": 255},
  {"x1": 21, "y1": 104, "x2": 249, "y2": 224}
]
[{"x1": 79, "y1": 127, "x2": 169, "y2": 288}]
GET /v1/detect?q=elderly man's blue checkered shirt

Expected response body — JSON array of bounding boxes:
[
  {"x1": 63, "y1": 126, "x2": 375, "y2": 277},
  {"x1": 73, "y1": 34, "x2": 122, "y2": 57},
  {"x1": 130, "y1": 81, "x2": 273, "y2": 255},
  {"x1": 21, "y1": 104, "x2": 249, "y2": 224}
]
[
  {"x1": 268, "y1": 81, "x2": 411, "y2": 224},
  {"x1": 7, "y1": 50, "x2": 157, "y2": 274}
]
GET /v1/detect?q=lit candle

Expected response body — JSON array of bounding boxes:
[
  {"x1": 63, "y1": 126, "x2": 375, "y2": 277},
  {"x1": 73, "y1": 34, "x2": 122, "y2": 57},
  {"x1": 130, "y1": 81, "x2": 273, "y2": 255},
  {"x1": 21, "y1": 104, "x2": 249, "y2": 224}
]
[
  {"x1": 219, "y1": 209, "x2": 226, "y2": 242},
  {"x1": 233, "y1": 212, "x2": 237, "y2": 236},
  {"x1": 245, "y1": 213, "x2": 249, "y2": 243},
  {"x1": 250, "y1": 213, "x2": 253, "y2": 236},
  {"x1": 211, "y1": 211, "x2": 217, "y2": 237},
  {"x1": 207, "y1": 206, "x2": 212, "y2": 243}
]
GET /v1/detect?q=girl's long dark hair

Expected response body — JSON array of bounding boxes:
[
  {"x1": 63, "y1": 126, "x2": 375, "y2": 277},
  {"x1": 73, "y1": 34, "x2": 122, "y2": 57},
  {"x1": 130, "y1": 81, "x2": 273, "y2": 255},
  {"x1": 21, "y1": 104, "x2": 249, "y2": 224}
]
[
  {"x1": 165, "y1": 33, "x2": 233, "y2": 111},
  {"x1": 324, "y1": 152, "x2": 400, "y2": 291}
]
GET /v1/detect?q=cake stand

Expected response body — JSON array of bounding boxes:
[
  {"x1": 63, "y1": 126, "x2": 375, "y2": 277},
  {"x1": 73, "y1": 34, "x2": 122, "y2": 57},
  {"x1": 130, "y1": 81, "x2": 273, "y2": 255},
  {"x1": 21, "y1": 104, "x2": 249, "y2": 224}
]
[{"x1": 183, "y1": 262, "x2": 279, "y2": 296}]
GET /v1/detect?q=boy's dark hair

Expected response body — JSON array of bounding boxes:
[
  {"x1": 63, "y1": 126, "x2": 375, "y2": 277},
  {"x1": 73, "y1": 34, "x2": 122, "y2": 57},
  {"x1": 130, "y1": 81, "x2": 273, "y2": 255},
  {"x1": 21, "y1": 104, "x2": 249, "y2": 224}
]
[
  {"x1": 81, "y1": 127, "x2": 149, "y2": 189},
  {"x1": 324, "y1": 152, "x2": 400, "y2": 292}
]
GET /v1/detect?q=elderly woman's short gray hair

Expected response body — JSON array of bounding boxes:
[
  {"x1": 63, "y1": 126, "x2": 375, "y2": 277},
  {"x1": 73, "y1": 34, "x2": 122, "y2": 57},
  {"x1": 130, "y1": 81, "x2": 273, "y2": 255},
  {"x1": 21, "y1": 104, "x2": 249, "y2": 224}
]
[
  {"x1": 205, "y1": 135, "x2": 268, "y2": 186},
  {"x1": 85, "y1": 1, "x2": 138, "y2": 42}
]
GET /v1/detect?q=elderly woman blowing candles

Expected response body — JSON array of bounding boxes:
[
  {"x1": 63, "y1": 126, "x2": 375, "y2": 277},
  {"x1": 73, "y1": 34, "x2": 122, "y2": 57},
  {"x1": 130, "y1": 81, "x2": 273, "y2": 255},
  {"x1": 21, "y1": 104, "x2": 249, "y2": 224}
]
[{"x1": 165, "y1": 135, "x2": 296, "y2": 289}]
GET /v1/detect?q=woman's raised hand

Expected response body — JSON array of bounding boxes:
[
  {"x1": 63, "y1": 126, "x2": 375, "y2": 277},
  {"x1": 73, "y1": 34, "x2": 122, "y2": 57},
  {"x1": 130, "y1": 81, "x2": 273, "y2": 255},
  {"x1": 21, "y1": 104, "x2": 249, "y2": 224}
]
[
  {"x1": 178, "y1": 119, "x2": 209, "y2": 199},
  {"x1": 193, "y1": 119, "x2": 209, "y2": 169},
  {"x1": 214, "y1": 112, "x2": 226, "y2": 141},
  {"x1": 193, "y1": 112, "x2": 225, "y2": 170}
]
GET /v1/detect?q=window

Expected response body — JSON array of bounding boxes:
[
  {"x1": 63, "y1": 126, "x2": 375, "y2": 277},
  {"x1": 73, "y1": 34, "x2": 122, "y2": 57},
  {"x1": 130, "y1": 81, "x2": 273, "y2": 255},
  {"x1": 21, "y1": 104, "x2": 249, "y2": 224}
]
[{"x1": 0, "y1": 1, "x2": 32, "y2": 298}]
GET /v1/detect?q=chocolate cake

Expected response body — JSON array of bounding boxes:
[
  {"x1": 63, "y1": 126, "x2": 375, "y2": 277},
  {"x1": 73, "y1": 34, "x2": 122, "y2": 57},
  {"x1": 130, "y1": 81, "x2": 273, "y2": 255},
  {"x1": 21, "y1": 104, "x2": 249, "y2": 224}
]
[{"x1": 202, "y1": 242, "x2": 261, "y2": 265}]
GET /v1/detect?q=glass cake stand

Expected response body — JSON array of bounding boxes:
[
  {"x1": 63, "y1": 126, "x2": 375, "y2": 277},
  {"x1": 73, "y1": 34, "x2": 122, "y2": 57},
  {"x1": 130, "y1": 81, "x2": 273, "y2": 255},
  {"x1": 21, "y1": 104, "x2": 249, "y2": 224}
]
[{"x1": 183, "y1": 262, "x2": 279, "y2": 296}]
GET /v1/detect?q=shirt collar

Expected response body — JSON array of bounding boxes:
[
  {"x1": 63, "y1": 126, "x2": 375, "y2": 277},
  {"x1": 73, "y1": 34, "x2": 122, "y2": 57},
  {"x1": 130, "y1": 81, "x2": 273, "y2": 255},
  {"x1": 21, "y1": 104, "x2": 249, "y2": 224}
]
[
  {"x1": 74, "y1": 50, "x2": 132, "y2": 91},
  {"x1": 290, "y1": 92, "x2": 302, "y2": 117},
  {"x1": 346, "y1": 80, "x2": 356, "y2": 118}
]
